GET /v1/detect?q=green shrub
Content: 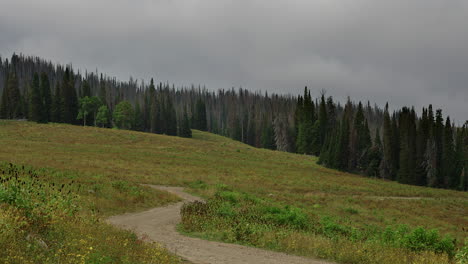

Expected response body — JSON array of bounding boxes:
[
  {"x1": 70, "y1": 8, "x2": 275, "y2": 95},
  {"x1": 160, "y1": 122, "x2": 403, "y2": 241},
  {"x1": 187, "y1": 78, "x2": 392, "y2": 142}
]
[{"x1": 456, "y1": 239, "x2": 468, "y2": 264}]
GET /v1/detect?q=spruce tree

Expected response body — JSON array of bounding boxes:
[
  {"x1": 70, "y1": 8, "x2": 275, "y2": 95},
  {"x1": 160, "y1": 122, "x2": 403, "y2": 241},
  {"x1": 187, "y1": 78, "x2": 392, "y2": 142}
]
[
  {"x1": 29, "y1": 73, "x2": 42, "y2": 122},
  {"x1": 61, "y1": 68, "x2": 78, "y2": 124},
  {"x1": 311, "y1": 93, "x2": 328, "y2": 155},
  {"x1": 454, "y1": 127, "x2": 465, "y2": 190},
  {"x1": 178, "y1": 106, "x2": 192, "y2": 138},
  {"x1": 349, "y1": 102, "x2": 371, "y2": 172},
  {"x1": 150, "y1": 96, "x2": 159, "y2": 133},
  {"x1": 415, "y1": 108, "x2": 429, "y2": 186},
  {"x1": 333, "y1": 105, "x2": 351, "y2": 170},
  {"x1": 1, "y1": 71, "x2": 22, "y2": 119},
  {"x1": 365, "y1": 128, "x2": 382, "y2": 177},
  {"x1": 99, "y1": 74, "x2": 107, "y2": 107},
  {"x1": 51, "y1": 83, "x2": 63, "y2": 122},
  {"x1": 39, "y1": 72, "x2": 51, "y2": 123},
  {"x1": 434, "y1": 109, "x2": 444, "y2": 187},
  {"x1": 0, "y1": 80, "x2": 8, "y2": 118},
  {"x1": 194, "y1": 98, "x2": 207, "y2": 131},
  {"x1": 442, "y1": 117, "x2": 455, "y2": 188},
  {"x1": 261, "y1": 121, "x2": 276, "y2": 150},
  {"x1": 165, "y1": 95, "x2": 178, "y2": 136},
  {"x1": 82, "y1": 79, "x2": 91, "y2": 97},
  {"x1": 134, "y1": 101, "x2": 143, "y2": 131},
  {"x1": 390, "y1": 113, "x2": 400, "y2": 180}
]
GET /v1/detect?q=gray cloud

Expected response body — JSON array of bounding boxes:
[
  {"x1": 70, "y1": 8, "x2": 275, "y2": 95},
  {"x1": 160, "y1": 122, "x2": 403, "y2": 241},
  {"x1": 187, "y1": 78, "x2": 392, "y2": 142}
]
[{"x1": 0, "y1": 0, "x2": 467, "y2": 121}]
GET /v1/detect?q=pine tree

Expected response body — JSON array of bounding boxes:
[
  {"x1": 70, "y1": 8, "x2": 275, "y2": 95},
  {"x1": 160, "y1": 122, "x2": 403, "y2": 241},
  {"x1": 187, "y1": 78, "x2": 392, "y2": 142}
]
[
  {"x1": 415, "y1": 108, "x2": 429, "y2": 186},
  {"x1": 434, "y1": 109, "x2": 444, "y2": 187},
  {"x1": 29, "y1": 73, "x2": 42, "y2": 122},
  {"x1": 99, "y1": 74, "x2": 107, "y2": 107},
  {"x1": 365, "y1": 128, "x2": 382, "y2": 177},
  {"x1": 51, "y1": 83, "x2": 63, "y2": 122},
  {"x1": 178, "y1": 106, "x2": 192, "y2": 138},
  {"x1": 454, "y1": 127, "x2": 465, "y2": 190},
  {"x1": 442, "y1": 117, "x2": 455, "y2": 188},
  {"x1": 39, "y1": 72, "x2": 51, "y2": 123},
  {"x1": 82, "y1": 79, "x2": 91, "y2": 97},
  {"x1": 165, "y1": 95, "x2": 177, "y2": 136},
  {"x1": 311, "y1": 93, "x2": 328, "y2": 155},
  {"x1": 349, "y1": 102, "x2": 371, "y2": 172},
  {"x1": 194, "y1": 98, "x2": 207, "y2": 131},
  {"x1": 150, "y1": 96, "x2": 159, "y2": 133},
  {"x1": 333, "y1": 105, "x2": 351, "y2": 170},
  {"x1": 61, "y1": 68, "x2": 78, "y2": 124},
  {"x1": 0, "y1": 71, "x2": 22, "y2": 119},
  {"x1": 397, "y1": 107, "x2": 417, "y2": 184},
  {"x1": 261, "y1": 121, "x2": 276, "y2": 150},
  {"x1": 134, "y1": 101, "x2": 144, "y2": 131},
  {"x1": 296, "y1": 120, "x2": 314, "y2": 154},
  {"x1": 390, "y1": 113, "x2": 400, "y2": 180},
  {"x1": 0, "y1": 79, "x2": 8, "y2": 118}
]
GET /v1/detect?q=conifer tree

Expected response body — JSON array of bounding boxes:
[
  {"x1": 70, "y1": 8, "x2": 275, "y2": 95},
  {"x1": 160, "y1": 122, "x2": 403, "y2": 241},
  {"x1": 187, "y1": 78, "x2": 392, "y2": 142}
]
[
  {"x1": 194, "y1": 98, "x2": 207, "y2": 131},
  {"x1": 415, "y1": 108, "x2": 429, "y2": 185},
  {"x1": 165, "y1": 95, "x2": 178, "y2": 136},
  {"x1": 333, "y1": 105, "x2": 351, "y2": 170},
  {"x1": 99, "y1": 74, "x2": 107, "y2": 107},
  {"x1": 82, "y1": 80, "x2": 91, "y2": 97},
  {"x1": 261, "y1": 121, "x2": 276, "y2": 150},
  {"x1": 349, "y1": 102, "x2": 371, "y2": 171},
  {"x1": 150, "y1": 96, "x2": 159, "y2": 133},
  {"x1": 0, "y1": 71, "x2": 22, "y2": 119},
  {"x1": 442, "y1": 117, "x2": 455, "y2": 188},
  {"x1": 311, "y1": 93, "x2": 328, "y2": 155},
  {"x1": 390, "y1": 113, "x2": 400, "y2": 180},
  {"x1": 133, "y1": 101, "x2": 144, "y2": 131},
  {"x1": 51, "y1": 83, "x2": 62, "y2": 122},
  {"x1": 434, "y1": 109, "x2": 444, "y2": 187},
  {"x1": 61, "y1": 68, "x2": 78, "y2": 124},
  {"x1": 39, "y1": 72, "x2": 51, "y2": 123},
  {"x1": 366, "y1": 128, "x2": 382, "y2": 177},
  {"x1": 454, "y1": 127, "x2": 465, "y2": 190},
  {"x1": 29, "y1": 73, "x2": 42, "y2": 122},
  {"x1": 178, "y1": 106, "x2": 192, "y2": 138}
]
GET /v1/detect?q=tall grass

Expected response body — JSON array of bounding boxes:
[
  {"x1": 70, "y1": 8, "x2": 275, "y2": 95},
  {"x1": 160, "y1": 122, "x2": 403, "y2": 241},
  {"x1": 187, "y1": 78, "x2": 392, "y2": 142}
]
[
  {"x1": 0, "y1": 163, "x2": 181, "y2": 264},
  {"x1": 180, "y1": 183, "x2": 459, "y2": 264}
]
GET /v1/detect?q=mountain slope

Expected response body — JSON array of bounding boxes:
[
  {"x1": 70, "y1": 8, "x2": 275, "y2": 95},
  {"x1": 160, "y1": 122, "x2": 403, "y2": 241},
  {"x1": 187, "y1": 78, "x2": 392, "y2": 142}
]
[{"x1": 0, "y1": 120, "x2": 466, "y2": 263}]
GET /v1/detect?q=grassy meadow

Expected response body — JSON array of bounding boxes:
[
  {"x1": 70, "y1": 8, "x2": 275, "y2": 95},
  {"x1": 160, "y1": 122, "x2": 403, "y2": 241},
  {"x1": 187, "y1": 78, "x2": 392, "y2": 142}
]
[{"x1": 0, "y1": 120, "x2": 467, "y2": 263}]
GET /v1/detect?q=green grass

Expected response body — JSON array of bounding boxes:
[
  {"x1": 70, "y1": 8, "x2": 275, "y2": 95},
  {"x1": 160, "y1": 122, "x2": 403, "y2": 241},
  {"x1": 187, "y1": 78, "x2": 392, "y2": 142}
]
[
  {"x1": 0, "y1": 163, "x2": 182, "y2": 263},
  {"x1": 0, "y1": 120, "x2": 467, "y2": 263},
  {"x1": 180, "y1": 186, "x2": 458, "y2": 264}
]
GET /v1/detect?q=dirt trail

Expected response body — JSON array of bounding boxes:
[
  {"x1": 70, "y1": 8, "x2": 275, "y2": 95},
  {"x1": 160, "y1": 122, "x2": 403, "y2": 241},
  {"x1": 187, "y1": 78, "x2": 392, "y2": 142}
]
[{"x1": 107, "y1": 185, "x2": 332, "y2": 264}]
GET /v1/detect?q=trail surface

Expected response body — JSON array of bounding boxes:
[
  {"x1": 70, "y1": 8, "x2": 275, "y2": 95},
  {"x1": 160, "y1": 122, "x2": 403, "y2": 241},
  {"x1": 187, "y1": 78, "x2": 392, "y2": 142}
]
[{"x1": 108, "y1": 185, "x2": 332, "y2": 264}]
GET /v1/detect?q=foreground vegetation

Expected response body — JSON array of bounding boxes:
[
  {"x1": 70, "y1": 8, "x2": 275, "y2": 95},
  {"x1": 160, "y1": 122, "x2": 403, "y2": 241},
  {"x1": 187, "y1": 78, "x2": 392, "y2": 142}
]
[
  {"x1": 0, "y1": 162, "x2": 181, "y2": 263},
  {"x1": 181, "y1": 184, "x2": 462, "y2": 264},
  {"x1": 0, "y1": 121, "x2": 467, "y2": 263}
]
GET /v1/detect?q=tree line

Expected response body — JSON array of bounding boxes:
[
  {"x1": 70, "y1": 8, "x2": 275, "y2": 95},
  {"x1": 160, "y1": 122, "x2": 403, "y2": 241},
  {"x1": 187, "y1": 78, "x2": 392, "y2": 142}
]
[
  {"x1": 1, "y1": 54, "x2": 466, "y2": 191},
  {"x1": 295, "y1": 87, "x2": 467, "y2": 191}
]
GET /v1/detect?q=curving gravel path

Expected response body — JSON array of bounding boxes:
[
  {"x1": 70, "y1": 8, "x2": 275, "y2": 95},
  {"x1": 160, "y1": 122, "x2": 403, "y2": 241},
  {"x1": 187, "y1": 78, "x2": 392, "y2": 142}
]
[{"x1": 107, "y1": 185, "x2": 333, "y2": 264}]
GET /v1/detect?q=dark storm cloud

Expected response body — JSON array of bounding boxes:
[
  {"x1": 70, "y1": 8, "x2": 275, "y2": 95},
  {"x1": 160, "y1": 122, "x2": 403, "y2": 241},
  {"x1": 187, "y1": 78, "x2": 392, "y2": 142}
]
[{"x1": 0, "y1": 0, "x2": 466, "y2": 121}]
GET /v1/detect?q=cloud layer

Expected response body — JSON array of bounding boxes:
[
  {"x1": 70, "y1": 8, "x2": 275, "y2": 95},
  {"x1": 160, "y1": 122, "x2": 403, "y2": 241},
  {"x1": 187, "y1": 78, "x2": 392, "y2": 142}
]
[{"x1": 1, "y1": 0, "x2": 467, "y2": 121}]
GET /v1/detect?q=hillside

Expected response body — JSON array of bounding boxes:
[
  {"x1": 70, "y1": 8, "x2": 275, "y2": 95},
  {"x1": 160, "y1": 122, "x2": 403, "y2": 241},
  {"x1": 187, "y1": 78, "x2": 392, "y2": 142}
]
[{"x1": 1, "y1": 120, "x2": 467, "y2": 263}]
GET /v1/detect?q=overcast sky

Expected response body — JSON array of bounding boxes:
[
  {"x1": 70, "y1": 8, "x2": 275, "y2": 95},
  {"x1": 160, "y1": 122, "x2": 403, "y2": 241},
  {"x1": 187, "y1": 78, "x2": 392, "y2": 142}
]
[{"x1": 0, "y1": 0, "x2": 467, "y2": 122}]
